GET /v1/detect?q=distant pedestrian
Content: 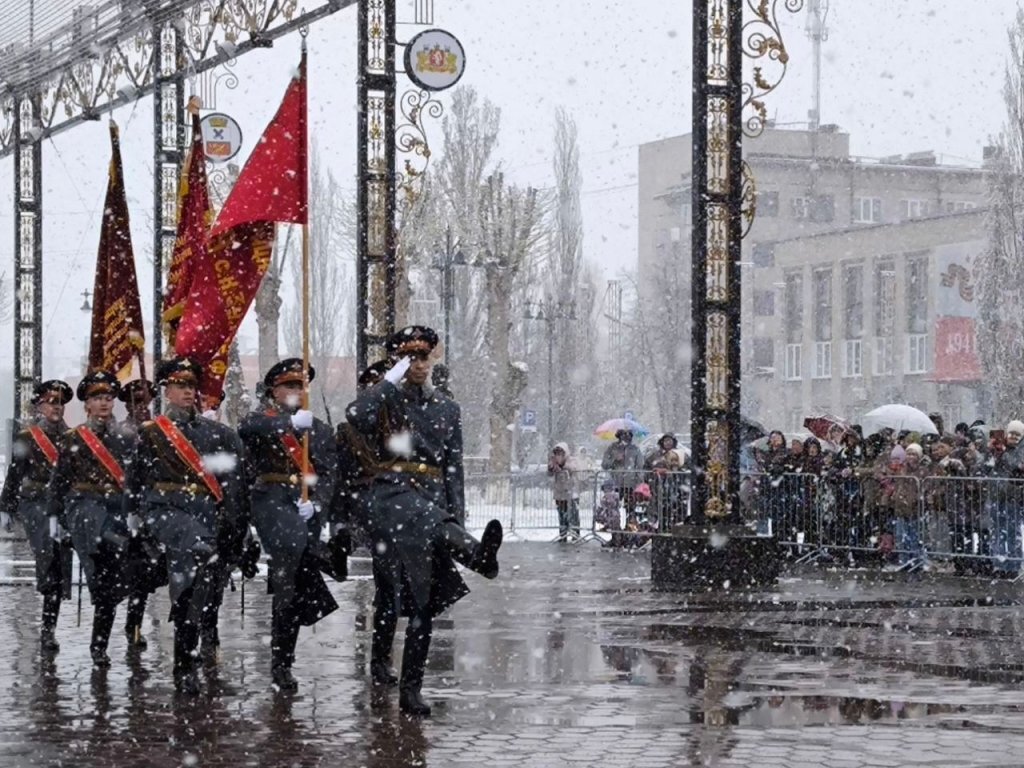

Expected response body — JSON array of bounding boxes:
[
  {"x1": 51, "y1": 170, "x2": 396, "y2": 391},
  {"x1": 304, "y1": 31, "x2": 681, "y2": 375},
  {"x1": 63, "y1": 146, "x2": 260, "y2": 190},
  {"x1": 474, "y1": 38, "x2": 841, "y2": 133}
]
[
  {"x1": 601, "y1": 430, "x2": 643, "y2": 518},
  {"x1": 548, "y1": 443, "x2": 581, "y2": 541}
]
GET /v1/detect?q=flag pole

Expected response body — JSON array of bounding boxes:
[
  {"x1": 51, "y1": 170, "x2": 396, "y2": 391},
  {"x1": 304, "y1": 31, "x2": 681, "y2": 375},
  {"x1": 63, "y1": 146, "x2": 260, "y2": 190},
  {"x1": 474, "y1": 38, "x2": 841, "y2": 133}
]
[{"x1": 300, "y1": 36, "x2": 311, "y2": 503}]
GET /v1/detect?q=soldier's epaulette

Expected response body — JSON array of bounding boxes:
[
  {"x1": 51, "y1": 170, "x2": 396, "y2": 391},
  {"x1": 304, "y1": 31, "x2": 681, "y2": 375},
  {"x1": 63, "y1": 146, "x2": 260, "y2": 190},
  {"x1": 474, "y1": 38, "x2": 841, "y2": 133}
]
[
  {"x1": 64, "y1": 428, "x2": 77, "y2": 438},
  {"x1": 141, "y1": 420, "x2": 155, "y2": 428}
]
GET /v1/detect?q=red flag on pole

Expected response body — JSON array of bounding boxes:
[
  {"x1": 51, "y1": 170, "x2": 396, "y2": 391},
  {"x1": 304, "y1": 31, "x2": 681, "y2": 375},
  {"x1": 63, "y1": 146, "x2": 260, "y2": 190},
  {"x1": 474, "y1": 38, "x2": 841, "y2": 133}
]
[
  {"x1": 209, "y1": 57, "x2": 308, "y2": 236},
  {"x1": 175, "y1": 58, "x2": 308, "y2": 397},
  {"x1": 163, "y1": 108, "x2": 211, "y2": 344},
  {"x1": 89, "y1": 122, "x2": 145, "y2": 381}
]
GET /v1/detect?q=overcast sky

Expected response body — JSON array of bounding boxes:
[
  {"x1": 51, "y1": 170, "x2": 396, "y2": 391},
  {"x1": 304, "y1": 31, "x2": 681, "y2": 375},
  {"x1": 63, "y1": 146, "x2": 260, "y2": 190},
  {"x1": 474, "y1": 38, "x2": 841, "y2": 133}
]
[{"x1": 0, "y1": 0, "x2": 1019, "y2": 377}]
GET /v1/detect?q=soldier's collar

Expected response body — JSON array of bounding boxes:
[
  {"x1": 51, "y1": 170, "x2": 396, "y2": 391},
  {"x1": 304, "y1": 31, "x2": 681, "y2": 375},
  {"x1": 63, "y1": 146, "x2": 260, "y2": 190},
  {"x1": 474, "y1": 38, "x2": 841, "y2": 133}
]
[
  {"x1": 86, "y1": 417, "x2": 111, "y2": 433},
  {"x1": 165, "y1": 404, "x2": 195, "y2": 423},
  {"x1": 401, "y1": 380, "x2": 435, "y2": 399}
]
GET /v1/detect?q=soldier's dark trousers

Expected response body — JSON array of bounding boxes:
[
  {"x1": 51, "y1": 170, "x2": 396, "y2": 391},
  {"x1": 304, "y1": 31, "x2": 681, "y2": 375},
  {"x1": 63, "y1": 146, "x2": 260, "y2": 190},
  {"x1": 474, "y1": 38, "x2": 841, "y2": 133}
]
[
  {"x1": 400, "y1": 609, "x2": 433, "y2": 696},
  {"x1": 124, "y1": 590, "x2": 147, "y2": 644},
  {"x1": 172, "y1": 571, "x2": 212, "y2": 689},
  {"x1": 90, "y1": 603, "x2": 117, "y2": 659},
  {"x1": 201, "y1": 564, "x2": 230, "y2": 651},
  {"x1": 41, "y1": 592, "x2": 61, "y2": 646},
  {"x1": 371, "y1": 574, "x2": 399, "y2": 675},
  {"x1": 271, "y1": 600, "x2": 300, "y2": 674}
]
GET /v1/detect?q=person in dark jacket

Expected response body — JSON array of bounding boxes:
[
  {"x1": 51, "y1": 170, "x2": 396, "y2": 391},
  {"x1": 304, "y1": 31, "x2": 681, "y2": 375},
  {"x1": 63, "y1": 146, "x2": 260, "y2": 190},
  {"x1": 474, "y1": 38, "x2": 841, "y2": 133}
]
[
  {"x1": 47, "y1": 372, "x2": 137, "y2": 667},
  {"x1": 601, "y1": 429, "x2": 644, "y2": 519},
  {"x1": 345, "y1": 326, "x2": 503, "y2": 716},
  {"x1": 124, "y1": 358, "x2": 248, "y2": 694},
  {"x1": 239, "y1": 358, "x2": 340, "y2": 692},
  {"x1": 0, "y1": 380, "x2": 74, "y2": 652}
]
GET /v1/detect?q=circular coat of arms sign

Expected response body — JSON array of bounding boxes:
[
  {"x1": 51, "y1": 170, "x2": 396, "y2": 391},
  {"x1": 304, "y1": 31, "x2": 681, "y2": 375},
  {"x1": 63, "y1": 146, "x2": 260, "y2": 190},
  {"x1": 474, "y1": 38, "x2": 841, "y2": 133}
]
[
  {"x1": 404, "y1": 28, "x2": 466, "y2": 91},
  {"x1": 199, "y1": 113, "x2": 243, "y2": 163}
]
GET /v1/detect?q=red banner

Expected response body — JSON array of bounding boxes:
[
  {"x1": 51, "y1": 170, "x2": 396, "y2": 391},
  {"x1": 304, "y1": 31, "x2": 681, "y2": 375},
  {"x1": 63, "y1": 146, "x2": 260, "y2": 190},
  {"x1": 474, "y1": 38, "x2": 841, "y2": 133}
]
[
  {"x1": 163, "y1": 112, "x2": 211, "y2": 343},
  {"x1": 89, "y1": 123, "x2": 145, "y2": 381},
  {"x1": 174, "y1": 222, "x2": 275, "y2": 398},
  {"x1": 933, "y1": 316, "x2": 982, "y2": 382},
  {"x1": 210, "y1": 54, "x2": 308, "y2": 236}
]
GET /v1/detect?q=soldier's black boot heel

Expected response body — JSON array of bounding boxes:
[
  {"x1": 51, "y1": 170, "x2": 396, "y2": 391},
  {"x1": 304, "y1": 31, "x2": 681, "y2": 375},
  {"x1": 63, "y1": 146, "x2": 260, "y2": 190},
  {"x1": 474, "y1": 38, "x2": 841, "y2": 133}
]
[
  {"x1": 399, "y1": 686, "x2": 432, "y2": 716},
  {"x1": 90, "y1": 604, "x2": 116, "y2": 667},
  {"x1": 442, "y1": 519, "x2": 502, "y2": 579},
  {"x1": 371, "y1": 659, "x2": 399, "y2": 686},
  {"x1": 40, "y1": 593, "x2": 61, "y2": 653},
  {"x1": 124, "y1": 595, "x2": 147, "y2": 651}
]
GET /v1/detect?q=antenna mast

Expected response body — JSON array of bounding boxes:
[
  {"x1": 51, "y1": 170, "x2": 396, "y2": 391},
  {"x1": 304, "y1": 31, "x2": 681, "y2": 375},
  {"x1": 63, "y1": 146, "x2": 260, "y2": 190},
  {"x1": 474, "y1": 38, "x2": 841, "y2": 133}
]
[{"x1": 805, "y1": 0, "x2": 829, "y2": 132}]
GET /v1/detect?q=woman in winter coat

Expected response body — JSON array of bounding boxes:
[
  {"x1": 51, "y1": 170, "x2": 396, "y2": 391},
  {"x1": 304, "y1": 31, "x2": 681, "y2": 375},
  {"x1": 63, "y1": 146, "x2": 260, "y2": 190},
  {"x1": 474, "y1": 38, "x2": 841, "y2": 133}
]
[{"x1": 548, "y1": 443, "x2": 581, "y2": 541}]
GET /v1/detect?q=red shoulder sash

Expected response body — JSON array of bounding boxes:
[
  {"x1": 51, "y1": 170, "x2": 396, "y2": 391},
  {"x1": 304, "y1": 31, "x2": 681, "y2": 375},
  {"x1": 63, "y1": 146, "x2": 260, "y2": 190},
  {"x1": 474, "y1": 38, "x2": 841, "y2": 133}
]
[
  {"x1": 265, "y1": 409, "x2": 317, "y2": 477},
  {"x1": 76, "y1": 426, "x2": 126, "y2": 488},
  {"x1": 28, "y1": 426, "x2": 59, "y2": 466},
  {"x1": 154, "y1": 416, "x2": 224, "y2": 502}
]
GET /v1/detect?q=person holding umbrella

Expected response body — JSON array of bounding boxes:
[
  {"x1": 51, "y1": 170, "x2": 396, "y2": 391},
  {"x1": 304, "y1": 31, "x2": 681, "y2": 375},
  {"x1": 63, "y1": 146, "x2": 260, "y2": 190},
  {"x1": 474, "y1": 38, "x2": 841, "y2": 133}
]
[{"x1": 601, "y1": 429, "x2": 644, "y2": 521}]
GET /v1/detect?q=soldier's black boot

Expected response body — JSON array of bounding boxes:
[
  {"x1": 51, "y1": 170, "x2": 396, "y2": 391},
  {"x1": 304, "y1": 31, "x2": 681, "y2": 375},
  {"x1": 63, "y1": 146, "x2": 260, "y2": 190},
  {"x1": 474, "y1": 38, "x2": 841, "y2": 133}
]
[
  {"x1": 124, "y1": 593, "x2": 148, "y2": 651},
  {"x1": 442, "y1": 519, "x2": 502, "y2": 579},
  {"x1": 173, "y1": 621, "x2": 201, "y2": 696},
  {"x1": 40, "y1": 593, "x2": 61, "y2": 653},
  {"x1": 90, "y1": 603, "x2": 116, "y2": 668},
  {"x1": 270, "y1": 608, "x2": 299, "y2": 692},
  {"x1": 399, "y1": 612, "x2": 433, "y2": 716},
  {"x1": 370, "y1": 591, "x2": 399, "y2": 686}
]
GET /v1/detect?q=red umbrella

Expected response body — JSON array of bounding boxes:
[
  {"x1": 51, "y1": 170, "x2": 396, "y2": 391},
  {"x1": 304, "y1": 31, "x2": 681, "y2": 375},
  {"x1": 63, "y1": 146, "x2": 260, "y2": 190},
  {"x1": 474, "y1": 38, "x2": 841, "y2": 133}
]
[{"x1": 803, "y1": 414, "x2": 851, "y2": 442}]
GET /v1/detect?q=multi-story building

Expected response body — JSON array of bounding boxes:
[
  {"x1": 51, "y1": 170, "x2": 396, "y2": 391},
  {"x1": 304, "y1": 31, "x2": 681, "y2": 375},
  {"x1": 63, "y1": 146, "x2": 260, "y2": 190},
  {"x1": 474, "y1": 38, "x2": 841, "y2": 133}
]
[{"x1": 637, "y1": 125, "x2": 991, "y2": 431}]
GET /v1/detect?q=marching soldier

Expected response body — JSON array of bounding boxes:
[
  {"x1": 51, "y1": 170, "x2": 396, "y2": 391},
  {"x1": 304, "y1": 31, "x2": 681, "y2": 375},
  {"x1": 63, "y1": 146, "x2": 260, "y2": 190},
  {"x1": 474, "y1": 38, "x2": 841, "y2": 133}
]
[
  {"x1": 124, "y1": 358, "x2": 247, "y2": 695},
  {"x1": 239, "y1": 358, "x2": 339, "y2": 692},
  {"x1": 46, "y1": 371, "x2": 136, "y2": 667},
  {"x1": 118, "y1": 379, "x2": 156, "y2": 435},
  {"x1": 344, "y1": 326, "x2": 503, "y2": 716},
  {"x1": 0, "y1": 381, "x2": 75, "y2": 652}
]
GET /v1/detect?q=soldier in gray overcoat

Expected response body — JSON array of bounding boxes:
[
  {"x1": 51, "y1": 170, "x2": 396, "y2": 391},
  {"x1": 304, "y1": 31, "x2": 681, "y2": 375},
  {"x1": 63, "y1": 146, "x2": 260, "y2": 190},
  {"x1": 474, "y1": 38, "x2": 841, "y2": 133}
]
[
  {"x1": 0, "y1": 380, "x2": 74, "y2": 653},
  {"x1": 47, "y1": 371, "x2": 136, "y2": 668},
  {"x1": 124, "y1": 358, "x2": 248, "y2": 695},
  {"x1": 344, "y1": 326, "x2": 503, "y2": 716},
  {"x1": 239, "y1": 358, "x2": 339, "y2": 692}
]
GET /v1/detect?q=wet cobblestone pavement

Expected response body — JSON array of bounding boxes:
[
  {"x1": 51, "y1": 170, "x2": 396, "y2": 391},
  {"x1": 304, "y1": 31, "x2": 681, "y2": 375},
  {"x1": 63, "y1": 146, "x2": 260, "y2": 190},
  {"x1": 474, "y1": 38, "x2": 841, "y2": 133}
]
[{"x1": 4, "y1": 538, "x2": 1024, "y2": 767}]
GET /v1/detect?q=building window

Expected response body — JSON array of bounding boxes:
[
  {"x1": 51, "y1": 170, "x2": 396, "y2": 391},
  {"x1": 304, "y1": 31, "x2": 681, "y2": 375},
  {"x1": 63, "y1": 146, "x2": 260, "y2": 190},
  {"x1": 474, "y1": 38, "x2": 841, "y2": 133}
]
[
  {"x1": 813, "y1": 341, "x2": 832, "y2": 379},
  {"x1": 784, "y1": 270, "x2": 803, "y2": 343},
  {"x1": 874, "y1": 259, "x2": 896, "y2": 338},
  {"x1": 907, "y1": 334, "x2": 928, "y2": 374},
  {"x1": 753, "y1": 290, "x2": 775, "y2": 316},
  {"x1": 792, "y1": 196, "x2": 810, "y2": 220},
  {"x1": 756, "y1": 191, "x2": 779, "y2": 218},
  {"x1": 944, "y1": 201, "x2": 977, "y2": 214},
  {"x1": 753, "y1": 338, "x2": 775, "y2": 369},
  {"x1": 901, "y1": 199, "x2": 931, "y2": 219},
  {"x1": 813, "y1": 268, "x2": 832, "y2": 341},
  {"x1": 843, "y1": 263, "x2": 864, "y2": 338},
  {"x1": 853, "y1": 197, "x2": 882, "y2": 224},
  {"x1": 785, "y1": 343, "x2": 802, "y2": 380},
  {"x1": 907, "y1": 256, "x2": 928, "y2": 334},
  {"x1": 843, "y1": 339, "x2": 862, "y2": 378},
  {"x1": 752, "y1": 242, "x2": 775, "y2": 267},
  {"x1": 874, "y1": 336, "x2": 894, "y2": 376}
]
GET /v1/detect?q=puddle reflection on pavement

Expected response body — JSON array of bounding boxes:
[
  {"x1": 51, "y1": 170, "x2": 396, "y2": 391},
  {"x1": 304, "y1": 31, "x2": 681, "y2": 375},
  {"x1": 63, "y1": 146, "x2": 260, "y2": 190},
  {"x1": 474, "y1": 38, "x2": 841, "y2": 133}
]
[{"x1": 3, "y1": 539, "x2": 1024, "y2": 766}]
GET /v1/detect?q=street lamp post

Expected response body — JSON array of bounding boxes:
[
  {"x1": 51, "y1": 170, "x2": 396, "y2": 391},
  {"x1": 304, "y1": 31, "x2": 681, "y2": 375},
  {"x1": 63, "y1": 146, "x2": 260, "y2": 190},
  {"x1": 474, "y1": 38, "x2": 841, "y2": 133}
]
[
  {"x1": 524, "y1": 299, "x2": 577, "y2": 442},
  {"x1": 430, "y1": 226, "x2": 467, "y2": 369}
]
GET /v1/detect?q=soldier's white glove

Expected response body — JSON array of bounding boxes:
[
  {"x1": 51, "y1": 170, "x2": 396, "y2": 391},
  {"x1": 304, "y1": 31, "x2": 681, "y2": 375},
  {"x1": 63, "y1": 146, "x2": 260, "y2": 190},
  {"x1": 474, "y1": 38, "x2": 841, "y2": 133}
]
[
  {"x1": 384, "y1": 356, "x2": 411, "y2": 385},
  {"x1": 296, "y1": 500, "x2": 317, "y2": 522},
  {"x1": 290, "y1": 409, "x2": 314, "y2": 430},
  {"x1": 127, "y1": 513, "x2": 142, "y2": 537},
  {"x1": 202, "y1": 409, "x2": 218, "y2": 421},
  {"x1": 0, "y1": 512, "x2": 11, "y2": 532},
  {"x1": 48, "y1": 516, "x2": 67, "y2": 541}
]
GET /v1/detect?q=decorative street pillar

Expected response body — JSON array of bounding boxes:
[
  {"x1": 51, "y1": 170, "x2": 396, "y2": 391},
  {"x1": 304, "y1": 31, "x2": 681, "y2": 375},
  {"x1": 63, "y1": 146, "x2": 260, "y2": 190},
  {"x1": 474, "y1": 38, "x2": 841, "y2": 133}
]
[
  {"x1": 689, "y1": 0, "x2": 745, "y2": 524},
  {"x1": 356, "y1": 0, "x2": 398, "y2": 374},
  {"x1": 12, "y1": 94, "x2": 43, "y2": 421},
  {"x1": 652, "y1": 0, "x2": 801, "y2": 589}
]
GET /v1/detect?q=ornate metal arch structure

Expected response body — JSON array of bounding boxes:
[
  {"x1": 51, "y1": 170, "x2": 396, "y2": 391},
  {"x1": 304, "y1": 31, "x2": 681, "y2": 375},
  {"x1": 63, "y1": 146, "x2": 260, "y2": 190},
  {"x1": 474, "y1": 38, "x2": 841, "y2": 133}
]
[{"x1": 0, "y1": 0, "x2": 355, "y2": 418}]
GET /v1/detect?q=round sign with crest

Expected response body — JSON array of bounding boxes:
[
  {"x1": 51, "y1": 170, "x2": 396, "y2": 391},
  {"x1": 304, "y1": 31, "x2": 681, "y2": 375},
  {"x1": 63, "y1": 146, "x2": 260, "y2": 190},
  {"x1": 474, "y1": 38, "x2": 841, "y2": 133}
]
[
  {"x1": 199, "y1": 112, "x2": 243, "y2": 163},
  {"x1": 404, "y1": 28, "x2": 466, "y2": 91}
]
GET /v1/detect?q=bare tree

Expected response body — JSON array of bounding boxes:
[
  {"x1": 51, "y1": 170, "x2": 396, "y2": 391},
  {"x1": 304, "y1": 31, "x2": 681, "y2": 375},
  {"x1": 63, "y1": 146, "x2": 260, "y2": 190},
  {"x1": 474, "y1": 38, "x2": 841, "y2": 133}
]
[
  {"x1": 979, "y1": 8, "x2": 1024, "y2": 420},
  {"x1": 285, "y1": 147, "x2": 356, "y2": 421},
  {"x1": 478, "y1": 173, "x2": 543, "y2": 471}
]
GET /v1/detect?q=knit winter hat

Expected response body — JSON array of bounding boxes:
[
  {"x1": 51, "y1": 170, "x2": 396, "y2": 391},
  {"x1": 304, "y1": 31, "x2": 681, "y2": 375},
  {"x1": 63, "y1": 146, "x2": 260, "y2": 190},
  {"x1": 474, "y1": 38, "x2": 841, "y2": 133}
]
[
  {"x1": 890, "y1": 445, "x2": 907, "y2": 463},
  {"x1": 905, "y1": 443, "x2": 923, "y2": 458},
  {"x1": 1007, "y1": 420, "x2": 1024, "y2": 437}
]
